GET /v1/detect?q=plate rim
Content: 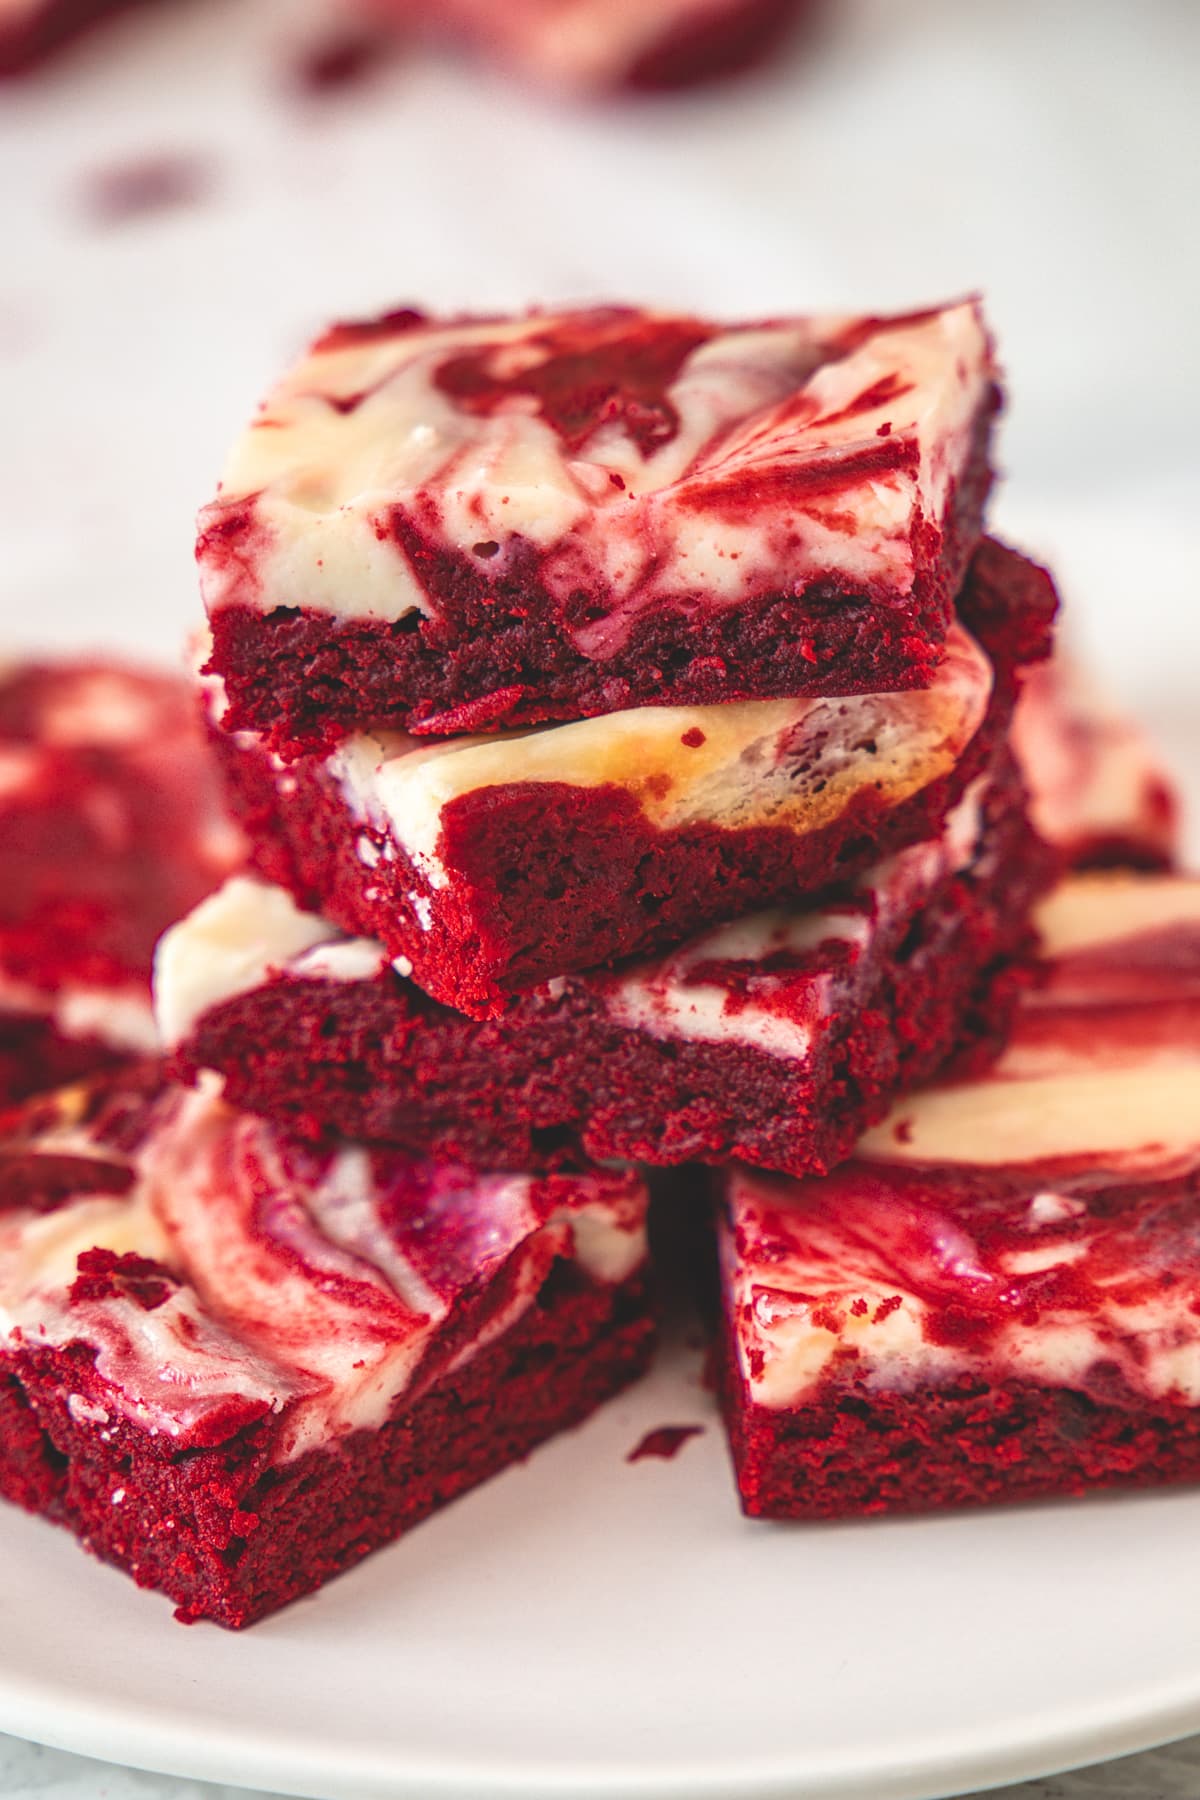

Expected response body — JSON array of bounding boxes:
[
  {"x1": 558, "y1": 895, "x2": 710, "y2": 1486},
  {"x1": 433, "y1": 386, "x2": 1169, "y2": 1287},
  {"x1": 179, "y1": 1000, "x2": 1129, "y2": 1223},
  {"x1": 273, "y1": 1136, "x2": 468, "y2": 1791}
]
[{"x1": 1, "y1": 1601, "x2": 1198, "y2": 1800}]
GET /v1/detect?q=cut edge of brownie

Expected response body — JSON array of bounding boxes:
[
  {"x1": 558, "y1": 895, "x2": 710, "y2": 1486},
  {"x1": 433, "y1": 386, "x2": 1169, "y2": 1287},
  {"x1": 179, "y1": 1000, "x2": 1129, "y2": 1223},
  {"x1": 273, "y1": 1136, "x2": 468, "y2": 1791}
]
[
  {"x1": 203, "y1": 381, "x2": 1000, "y2": 756},
  {"x1": 209, "y1": 538, "x2": 1055, "y2": 1017},
  {"x1": 717, "y1": 1330, "x2": 1200, "y2": 1521},
  {"x1": 0, "y1": 1260, "x2": 655, "y2": 1628},
  {"x1": 172, "y1": 741, "x2": 1054, "y2": 1177},
  {"x1": 0, "y1": 1014, "x2": 131, "y2": 1110}
]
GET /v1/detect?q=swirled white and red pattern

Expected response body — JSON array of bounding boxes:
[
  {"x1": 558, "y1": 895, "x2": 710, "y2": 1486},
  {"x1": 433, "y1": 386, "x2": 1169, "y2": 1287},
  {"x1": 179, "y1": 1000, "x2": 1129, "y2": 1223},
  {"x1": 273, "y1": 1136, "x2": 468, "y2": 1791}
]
[
  {"x1": 724, "y1": 871, "x2": 1200, "y2": 1414},
  {"x1": 0, "y1": 1074, "x2": 649, "y2": 1463},
  {"x1": 198, "y1": 301, "x2": 993, "y2": 649}
]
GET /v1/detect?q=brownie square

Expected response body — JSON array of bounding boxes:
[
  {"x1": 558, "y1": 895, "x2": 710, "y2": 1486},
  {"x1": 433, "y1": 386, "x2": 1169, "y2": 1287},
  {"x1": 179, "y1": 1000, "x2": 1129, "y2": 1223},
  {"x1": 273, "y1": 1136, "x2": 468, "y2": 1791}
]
[
  {"x1": 199, "y1": 299, "x2": 1001, "y2": 753},
  {"x1": 0, "y1": 1068, "x2": 653, "y2": 1625},
  {"x1": 717, "y1": 869, "x2": 1200, "y2": 1519}
]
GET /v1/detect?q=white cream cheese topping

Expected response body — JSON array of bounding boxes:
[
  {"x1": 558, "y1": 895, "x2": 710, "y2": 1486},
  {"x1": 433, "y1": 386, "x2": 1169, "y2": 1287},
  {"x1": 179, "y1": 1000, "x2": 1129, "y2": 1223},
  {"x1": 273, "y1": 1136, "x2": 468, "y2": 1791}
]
[
  {"x1": 199, "y1": 302, "x2": 992, "y2": 657},
  {"x1": 155, "y1": 876, "x2": 360, "y2": 1047},
  {"x1": 724, "y1": 1168, "x2": 1200, "y2": 1411},
  {"x1": 859, "y1": 873, "x2": 1200, "y2": 1174},
  {"x1": 0, "y1": 970, "x2": 159, "y2": 1054},
  {"x1": 325, "y1": 623, "x2": 991, "y2": 888}
]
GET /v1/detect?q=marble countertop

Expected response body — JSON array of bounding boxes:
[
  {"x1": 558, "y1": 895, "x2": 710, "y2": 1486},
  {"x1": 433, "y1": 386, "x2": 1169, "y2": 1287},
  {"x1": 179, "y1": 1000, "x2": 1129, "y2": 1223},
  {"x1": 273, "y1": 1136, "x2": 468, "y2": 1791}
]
[{"x1": 5, "y1": 1734, "x2": 1200, "y2": 1799}]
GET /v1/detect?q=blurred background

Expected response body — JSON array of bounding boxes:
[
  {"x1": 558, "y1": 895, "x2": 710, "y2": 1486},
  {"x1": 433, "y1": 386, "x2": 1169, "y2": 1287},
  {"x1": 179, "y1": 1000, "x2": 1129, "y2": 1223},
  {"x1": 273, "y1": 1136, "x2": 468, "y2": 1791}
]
[
  {"x1": 0, "y1": 7, "x2": 1199, "y2": 1797},
  {"x1": 1, "y1": 0, "x2": 1197, "y2": 726}
]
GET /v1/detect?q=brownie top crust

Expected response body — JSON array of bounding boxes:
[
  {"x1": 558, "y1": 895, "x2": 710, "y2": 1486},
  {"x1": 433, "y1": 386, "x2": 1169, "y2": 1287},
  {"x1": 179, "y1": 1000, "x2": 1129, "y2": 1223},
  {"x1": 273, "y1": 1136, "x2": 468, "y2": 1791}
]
[
  {"x1": 0, "y1": 1072, "x2": 648, "y2": 1462},
  {"x1": 198, "y1": 299, "x2": 995, "y2": 654},
  {"x1": 724, "y1": 871, "x2": 1200, "y2": 1410}
]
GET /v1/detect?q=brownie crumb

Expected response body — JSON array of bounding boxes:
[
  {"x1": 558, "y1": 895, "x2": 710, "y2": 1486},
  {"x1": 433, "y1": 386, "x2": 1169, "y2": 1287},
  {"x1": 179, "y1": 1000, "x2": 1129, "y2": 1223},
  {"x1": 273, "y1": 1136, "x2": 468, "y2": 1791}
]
[{"x1": 626, "y1": 1424, "x2": 704, "y2": 1462}]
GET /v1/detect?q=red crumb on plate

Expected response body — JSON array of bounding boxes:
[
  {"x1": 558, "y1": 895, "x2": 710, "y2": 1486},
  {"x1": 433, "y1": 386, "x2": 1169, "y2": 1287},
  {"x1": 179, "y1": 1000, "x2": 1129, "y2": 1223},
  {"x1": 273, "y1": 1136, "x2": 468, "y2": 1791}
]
[{"x1": 627, "y1": 1425, "x2": 705, "y2": 1462}]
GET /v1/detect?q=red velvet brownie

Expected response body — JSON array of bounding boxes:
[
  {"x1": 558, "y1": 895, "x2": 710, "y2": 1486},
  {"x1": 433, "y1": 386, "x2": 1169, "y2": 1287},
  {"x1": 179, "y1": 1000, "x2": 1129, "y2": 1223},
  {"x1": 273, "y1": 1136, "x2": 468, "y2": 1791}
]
[
  {"x1": 160, "y1": 743, "x2": 1051, "y2": 1176},
  {"x1": 207, "y1": 539, "x2": 1057, "y2": 1016},
  {"x1": 198, "y1": 299, "x2": 1001, "y2": 752},
  {"x1": 718, "y1": 869, "x2": 1200, "y2": 1520},
  {"x1": 352, "y1": 0, "x2": 807, "y2": 92},
  {"x1": 0, "y1": 0, "x2": 152, "y2": 73},
  {"x1": 0, "y1": 1066, "x2": 652, "y2": 1627},
  {"x1": 1012, "y1": 655, "x2": 1179, "y2": 869},
  {"x1": 0, "y1": 661, "x2": 242, "y2": 1105}
]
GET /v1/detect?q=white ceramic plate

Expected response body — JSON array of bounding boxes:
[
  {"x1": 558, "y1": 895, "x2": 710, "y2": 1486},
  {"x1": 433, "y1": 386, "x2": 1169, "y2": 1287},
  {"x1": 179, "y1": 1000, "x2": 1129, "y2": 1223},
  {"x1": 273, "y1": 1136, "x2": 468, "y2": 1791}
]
[
  {"x1": 4, "y1": 717, "x2": 1198, "y2": 1800},
  {"x1": 3, "y1": 1322, "x2": 1200, "y2": 1800}
]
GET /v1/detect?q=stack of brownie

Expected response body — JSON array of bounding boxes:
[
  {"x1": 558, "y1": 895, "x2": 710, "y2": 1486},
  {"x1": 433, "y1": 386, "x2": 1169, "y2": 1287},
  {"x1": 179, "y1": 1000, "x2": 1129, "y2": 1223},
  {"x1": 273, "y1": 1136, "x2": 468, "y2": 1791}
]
[
  {"x1": 181, "y1": 299, "x2": 1060, "y2": 1170},
  {"x1": 2, "y1": 298, "x2": 1197, "y2": 1632}
]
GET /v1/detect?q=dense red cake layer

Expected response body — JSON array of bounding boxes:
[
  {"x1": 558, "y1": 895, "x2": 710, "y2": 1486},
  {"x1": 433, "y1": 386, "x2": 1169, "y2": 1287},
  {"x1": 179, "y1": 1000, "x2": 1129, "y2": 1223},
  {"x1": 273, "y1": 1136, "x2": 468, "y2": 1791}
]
[
  {"x1": 209, "y1": 539, "x2": 1056, "y2": 1015},
  {"x1": 0, "y1": 661, "x2": 241, "y2": 1103},
  {"x1": 0, "y1": 0, "x2": 151, "y2": 73},
  {"x1": 6, "y1": 1259, "x2": 652, "y2": 1627},
  {"x1": 0, "y1": 1069, "x2": 652, "y2": 1625},
  {"x1": 355, "y1": 0, "x2": 809, "y2": 92},
  {"x1": 718, "y1": 869, "x2": 1200, "y2": 1520},
  {"x1": 165, "y1": 745, "x2": 1052, "y2": 1176},
  {"x1": 721, "y1": 1362, "x2": 1200, "y2": 1520},
  {"x1": 199, "y1": 300, "x2": 1000, "y2": 753}
]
